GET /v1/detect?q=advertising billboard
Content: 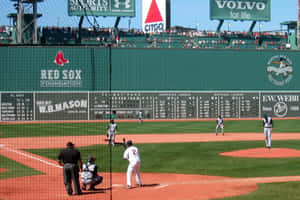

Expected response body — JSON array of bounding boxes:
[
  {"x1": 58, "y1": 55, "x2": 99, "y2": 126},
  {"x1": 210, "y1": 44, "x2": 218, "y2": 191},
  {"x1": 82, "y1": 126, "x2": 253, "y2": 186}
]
[
  {"x1": 142, "y1": 0, "x2": 170, "y2": 33},
  {"x1": 68, "y1": 0, "x2": 136, "y2": 17},
  {"x1": 210, "y1": 0, "x2": 271, "y2": 21}
]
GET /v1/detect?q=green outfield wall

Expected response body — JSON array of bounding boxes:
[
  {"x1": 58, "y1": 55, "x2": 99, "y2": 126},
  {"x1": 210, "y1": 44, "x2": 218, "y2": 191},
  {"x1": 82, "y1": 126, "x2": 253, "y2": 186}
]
[
  {"x1": 111, "y1": 49, "x2": 299, "y2": 90},
  {"x1": 1, "y1": 46, "x2": 299, "y2": 91},
  {"x1": 0, "y1": 47, "x2": 109, "y2": 91},
  {"x1": 1, "y1": 46, "x2": 300, "y2": 121}
]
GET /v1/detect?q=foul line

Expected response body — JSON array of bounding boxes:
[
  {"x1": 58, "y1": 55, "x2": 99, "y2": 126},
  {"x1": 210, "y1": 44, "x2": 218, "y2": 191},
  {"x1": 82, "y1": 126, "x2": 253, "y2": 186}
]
[
  {"x1": 0, "y1": 144, "x2": 62, "y2": 169},
  {"x1": 152, "y1": 176, "x2": 300, "y2": 190}
]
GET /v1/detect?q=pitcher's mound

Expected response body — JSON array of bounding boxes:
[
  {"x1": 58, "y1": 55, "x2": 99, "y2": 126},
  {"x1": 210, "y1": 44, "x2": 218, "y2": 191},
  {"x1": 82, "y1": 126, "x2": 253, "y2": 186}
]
[{"x1": 220, "y1": 148, "x2": 300, "y2": 158}]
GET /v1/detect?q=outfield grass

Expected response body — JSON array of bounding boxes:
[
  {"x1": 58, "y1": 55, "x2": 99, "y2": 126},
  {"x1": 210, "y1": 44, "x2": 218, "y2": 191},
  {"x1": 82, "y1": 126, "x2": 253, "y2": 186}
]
[
  {"x1": 1, "y1": 119, "x2": 300, "y2": 138},
  {"x1": 26, "y1": 140, "x2": 300, "y2": 178},
  {"x1": 0, "y1": 155, "x2": 42, "y2": 180}
]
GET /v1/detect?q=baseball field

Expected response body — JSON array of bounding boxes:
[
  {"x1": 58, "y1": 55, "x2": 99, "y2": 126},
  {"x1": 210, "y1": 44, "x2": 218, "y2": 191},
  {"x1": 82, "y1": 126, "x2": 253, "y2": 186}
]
[{"x1": 1, "y1": 119, "x2": 300, "y2": 200}]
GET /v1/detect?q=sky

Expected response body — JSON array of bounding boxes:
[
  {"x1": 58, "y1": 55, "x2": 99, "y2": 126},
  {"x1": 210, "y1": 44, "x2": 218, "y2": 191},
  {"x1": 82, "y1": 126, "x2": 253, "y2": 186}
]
[{"x1": 0, "y1": 0, "x2": 298, "y2": 32}]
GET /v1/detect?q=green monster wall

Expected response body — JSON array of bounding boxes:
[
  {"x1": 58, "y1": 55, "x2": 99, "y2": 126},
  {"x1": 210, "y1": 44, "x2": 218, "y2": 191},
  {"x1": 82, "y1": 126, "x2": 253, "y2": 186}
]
[
  {"x1": 111, "y1": 48, "x2": 300, "y2": 91},
  {"x1": 0, "y1": 46, "x2": 299, "y2": 91}
]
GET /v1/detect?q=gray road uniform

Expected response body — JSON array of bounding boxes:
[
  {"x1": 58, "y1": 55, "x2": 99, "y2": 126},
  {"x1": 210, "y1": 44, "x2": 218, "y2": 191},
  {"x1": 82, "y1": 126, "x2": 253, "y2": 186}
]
[
  {"x1": 81, "y1": 157, "x2": 103, "y2": 190},
  {"x1": 107, "y1": 120, "x2": 117, "y2": 145},
  {"x1": 263, "y1": 116, "x2": 273, "y2": 148},
  {"x1": 216, "y1": 116, "x2": 224, "y2": 135}
]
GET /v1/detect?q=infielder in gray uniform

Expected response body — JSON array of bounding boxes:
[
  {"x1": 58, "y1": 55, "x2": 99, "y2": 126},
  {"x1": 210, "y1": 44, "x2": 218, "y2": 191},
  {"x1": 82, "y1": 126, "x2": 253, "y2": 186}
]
[
  {"x1": 107, "y1": 119, "x2": 117, "y2": 145},
  {"x1": 216, "y1": 115, "x2": 224, "y2": 136},
  {"x1": 262, "y1": 114, "x2": 273, "y2": 149}
]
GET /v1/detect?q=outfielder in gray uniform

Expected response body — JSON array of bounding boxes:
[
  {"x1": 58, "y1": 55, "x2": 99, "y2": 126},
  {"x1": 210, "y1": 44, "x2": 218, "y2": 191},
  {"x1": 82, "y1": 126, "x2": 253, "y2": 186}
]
[{"x1": 262, "y1": 114, "x2": 273, "y2": 149}]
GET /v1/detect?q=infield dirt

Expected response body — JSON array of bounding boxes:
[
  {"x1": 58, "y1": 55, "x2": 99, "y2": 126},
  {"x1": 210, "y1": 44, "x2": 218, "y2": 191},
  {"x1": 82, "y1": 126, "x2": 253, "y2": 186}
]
[{"x1": 1, "y1": 133, "x2": 300, "y2": 200}]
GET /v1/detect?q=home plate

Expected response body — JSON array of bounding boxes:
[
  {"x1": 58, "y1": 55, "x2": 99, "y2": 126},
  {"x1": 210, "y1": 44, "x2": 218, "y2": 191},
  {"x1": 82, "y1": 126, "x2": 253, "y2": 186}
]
[
  {"x1": 112, "y1": 184, "x2": 124, "y2": 187},
  {"x1": 154, "y1": 184, "x2": 169, "y2": 189}
]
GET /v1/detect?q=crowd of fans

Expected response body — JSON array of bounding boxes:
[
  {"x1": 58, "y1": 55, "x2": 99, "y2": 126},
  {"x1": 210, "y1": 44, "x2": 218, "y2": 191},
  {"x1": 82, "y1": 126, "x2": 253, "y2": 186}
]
[
  {"x1": 0, "y1": 26, "x2": 13, "y2": 44},
  {"x1": 0, "y1": 25, "x2": 292, "y2": 50}
]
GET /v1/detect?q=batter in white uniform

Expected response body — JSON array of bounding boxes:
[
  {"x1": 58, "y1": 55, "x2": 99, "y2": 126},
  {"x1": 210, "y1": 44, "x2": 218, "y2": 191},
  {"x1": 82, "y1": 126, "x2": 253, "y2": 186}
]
[
  {"x1": 123, "y1": 140, "x2": 142, "y2": 189},
  {"x1": 107, "y1": 120, "x2": 117, "y2": 145},
  {"x1": 263, "y1": 114, "x2": 273, "y2": 149},
  {"x1": 216, "y1": 115, "x2": 224, "y2": 136}
]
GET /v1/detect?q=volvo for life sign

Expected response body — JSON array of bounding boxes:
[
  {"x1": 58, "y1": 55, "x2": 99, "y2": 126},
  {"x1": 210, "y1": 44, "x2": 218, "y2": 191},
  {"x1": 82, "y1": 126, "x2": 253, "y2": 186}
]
[
  {"x1": 210, "y1": 0, "x2": 270, "y2": 21},
  {"x1": 68, "y1": 0, "x2": 136, "y2": 17}
]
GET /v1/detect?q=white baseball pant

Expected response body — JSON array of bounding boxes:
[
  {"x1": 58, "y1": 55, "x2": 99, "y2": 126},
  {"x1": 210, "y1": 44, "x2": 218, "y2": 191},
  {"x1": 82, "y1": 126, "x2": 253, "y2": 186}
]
[{"x1": 126, "y1": 161, "x2": 141, "y2": 187}]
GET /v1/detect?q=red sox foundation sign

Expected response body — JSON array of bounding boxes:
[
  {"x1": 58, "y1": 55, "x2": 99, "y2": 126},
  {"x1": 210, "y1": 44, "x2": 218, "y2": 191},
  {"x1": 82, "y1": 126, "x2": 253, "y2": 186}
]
[{"x1": 40, "y1": 51, "x2": 83, "y2": 88}]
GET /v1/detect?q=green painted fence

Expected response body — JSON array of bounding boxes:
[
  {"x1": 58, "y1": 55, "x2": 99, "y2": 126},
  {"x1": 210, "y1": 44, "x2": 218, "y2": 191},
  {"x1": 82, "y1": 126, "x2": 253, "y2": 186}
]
[{"x1": 0, "y1": 46, "x2": 299, "y2": 91}]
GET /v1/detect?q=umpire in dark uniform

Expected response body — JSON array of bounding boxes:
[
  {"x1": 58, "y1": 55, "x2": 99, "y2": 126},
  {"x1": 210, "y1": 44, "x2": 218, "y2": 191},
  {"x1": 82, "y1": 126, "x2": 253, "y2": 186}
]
[{"x1": 57, "y1": 142, "x2": 83, "y2": 195}]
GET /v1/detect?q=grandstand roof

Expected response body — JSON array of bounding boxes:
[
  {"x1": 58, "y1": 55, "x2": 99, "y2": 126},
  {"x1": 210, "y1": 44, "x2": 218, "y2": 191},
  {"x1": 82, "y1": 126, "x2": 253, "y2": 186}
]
[{"x1": 280, "y1": 21, "x2": 297, "y2": 30}]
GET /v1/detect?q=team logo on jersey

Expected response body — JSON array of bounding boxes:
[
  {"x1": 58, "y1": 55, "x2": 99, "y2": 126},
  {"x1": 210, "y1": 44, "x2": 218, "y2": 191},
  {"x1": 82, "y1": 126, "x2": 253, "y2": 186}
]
[
  {"x1": 54, "y1": 51, "x2": 69, "y2": 66},
  {"x1": 143, "y1": 0, "x2": 164, "y2": 33},
  {"x1": 267, "y1": 55, "x2": 293, "y2": 86},
  {"x1": 273, "y1": 101, "x2": 288, "y2": 117},
  {"x1": 114, "y1": 0, "x2": 131, "y2": 9}
]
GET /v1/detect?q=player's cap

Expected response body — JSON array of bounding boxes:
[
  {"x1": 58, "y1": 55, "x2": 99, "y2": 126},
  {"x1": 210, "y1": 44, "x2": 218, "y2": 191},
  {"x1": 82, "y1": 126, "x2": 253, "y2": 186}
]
[
  {"x1": 280, "y1": 57, "x2": 286, "y2": 61},
  {"x1": 67, "y1": 142, "x2": 74, "y2": 147},
  {"x1": 127, "y1": 140, "x2": 133, "y2": 146},
  {"x1": 88, "y1": 155, "x2": 95, "y2": 162}
]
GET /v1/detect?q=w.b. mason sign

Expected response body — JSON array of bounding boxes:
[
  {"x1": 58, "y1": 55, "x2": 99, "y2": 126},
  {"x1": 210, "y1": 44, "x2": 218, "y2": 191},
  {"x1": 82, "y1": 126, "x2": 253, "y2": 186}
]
[{"x1": 210, "y1": 0, "x2": 270, "y2": 21}]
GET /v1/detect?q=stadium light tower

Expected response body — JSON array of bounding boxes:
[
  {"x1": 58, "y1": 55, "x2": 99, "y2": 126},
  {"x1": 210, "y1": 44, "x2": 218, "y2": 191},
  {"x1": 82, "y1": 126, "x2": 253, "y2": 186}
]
[{"x1": 10, "y1": 0, "x2": 44, "y2": 44}]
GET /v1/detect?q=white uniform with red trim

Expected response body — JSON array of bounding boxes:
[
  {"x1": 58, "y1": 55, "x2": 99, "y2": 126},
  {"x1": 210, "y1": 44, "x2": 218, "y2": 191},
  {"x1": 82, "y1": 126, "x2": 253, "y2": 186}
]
[{"x1": 123, "y1": 145, "x2": 142, "y2": 187}]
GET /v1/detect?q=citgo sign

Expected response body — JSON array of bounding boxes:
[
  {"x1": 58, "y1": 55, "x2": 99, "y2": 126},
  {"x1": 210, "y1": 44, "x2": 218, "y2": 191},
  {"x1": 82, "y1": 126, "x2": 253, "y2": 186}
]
[{"x1": 142, "y1": 0, "x2": 166, "y2": 33}]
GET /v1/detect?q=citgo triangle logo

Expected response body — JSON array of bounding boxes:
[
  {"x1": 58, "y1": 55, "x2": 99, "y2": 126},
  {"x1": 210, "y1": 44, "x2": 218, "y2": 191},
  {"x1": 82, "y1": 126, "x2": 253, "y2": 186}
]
[
  {"x1": 145, "y1": 0, "x2": 163, "y2": 23},
  {"x1": 54, "y1": 51, "x2": 69, "y2": 66}
]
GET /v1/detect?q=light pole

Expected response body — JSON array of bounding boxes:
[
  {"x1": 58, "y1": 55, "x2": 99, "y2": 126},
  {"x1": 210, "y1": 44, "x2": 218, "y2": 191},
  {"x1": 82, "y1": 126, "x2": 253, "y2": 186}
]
[
  {"x1": 259, "y1": 23, "x2": 262, "y2": 32},
  {"x1": 298, "y1": 0, "x2": 300, "y2": 48}
]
